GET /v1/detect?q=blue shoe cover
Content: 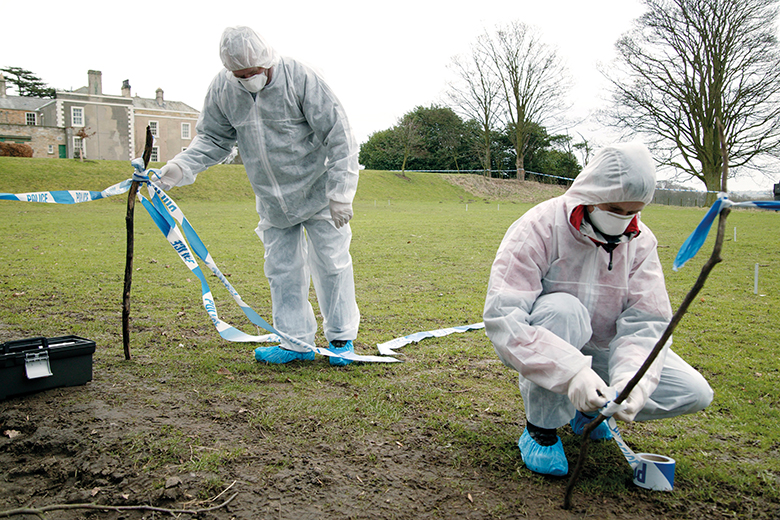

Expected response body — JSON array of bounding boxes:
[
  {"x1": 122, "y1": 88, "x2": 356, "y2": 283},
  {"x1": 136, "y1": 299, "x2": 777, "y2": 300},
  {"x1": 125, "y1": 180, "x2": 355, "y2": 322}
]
[
  {"x1": 254, "y1": 345, "x2": 314, "y2": 364},
  {"x1": 328, "y1": 340, "x2": 354, "y2": 366},
  {"x1": 518, "y1": 429, "x2": 568, "y2": 476},
  {"x1": 570, "y1": 411, "x2": 613, "y2": 441}
]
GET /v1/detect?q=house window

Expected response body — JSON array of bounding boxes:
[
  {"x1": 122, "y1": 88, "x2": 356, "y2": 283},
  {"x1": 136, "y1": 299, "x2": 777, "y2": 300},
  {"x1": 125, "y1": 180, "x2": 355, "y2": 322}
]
[
  {"x1": 149, "y1": 121, "x2": 158, "y2": 137},
  {"x1": 74, "y1": 136, "x2": 84, "y2": 158},
  {"x1": 71, "y1": 107, "x2": 84, "y2": 127},
  {"x1": 151, "y1": 146, "x2": 159, "y2": 162},
  {"x1": 26, "y1": 113, "x2": 37, "y2": 125},
  {"x1": 181, "y1": 122, "x2": 191, "y2": 140},
  {"x1": 48, "y1": 145, "x2": 54, "y2": 154}
]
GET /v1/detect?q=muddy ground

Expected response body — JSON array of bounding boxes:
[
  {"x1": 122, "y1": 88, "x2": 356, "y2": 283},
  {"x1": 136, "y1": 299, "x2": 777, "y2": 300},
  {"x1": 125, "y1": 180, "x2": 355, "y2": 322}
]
[{"x1": 0, "y1": 337, "x2": 764, "y2": 520}]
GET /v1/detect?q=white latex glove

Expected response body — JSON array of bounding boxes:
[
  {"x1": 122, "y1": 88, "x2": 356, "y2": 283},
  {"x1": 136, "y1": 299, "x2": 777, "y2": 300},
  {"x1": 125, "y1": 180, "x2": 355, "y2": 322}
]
[
  {"x1": 329, "y1": 200, "x2": 353, "y2": 229},
  {"x1": 153, "y1": 162, "x2": 183, "y2": 191},
  {"x1": 568, "y1": 367, "x2": 610, "y2": 413},
  {"x1": 612, "y1": 380, "x2": 648, "y2": 422}
]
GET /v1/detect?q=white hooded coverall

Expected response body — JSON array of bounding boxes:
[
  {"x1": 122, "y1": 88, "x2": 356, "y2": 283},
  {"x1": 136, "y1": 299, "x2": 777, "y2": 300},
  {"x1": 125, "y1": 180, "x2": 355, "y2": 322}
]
[
  {"x1": 484, "y1": 143, "x2": 713, "y2": 428},
  {"x1": 168, "y1": 28, "x2": 360, "y2": 351}
]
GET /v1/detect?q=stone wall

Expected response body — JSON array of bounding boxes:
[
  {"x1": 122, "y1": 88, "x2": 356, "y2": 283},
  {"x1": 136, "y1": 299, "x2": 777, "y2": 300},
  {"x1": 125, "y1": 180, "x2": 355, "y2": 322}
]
[
  {"x1": 0, "y1": 124, "x2": 67, "y2": 158},
  {"x1": 0, "y1": 109, "x2": 27, "y2": 125}
]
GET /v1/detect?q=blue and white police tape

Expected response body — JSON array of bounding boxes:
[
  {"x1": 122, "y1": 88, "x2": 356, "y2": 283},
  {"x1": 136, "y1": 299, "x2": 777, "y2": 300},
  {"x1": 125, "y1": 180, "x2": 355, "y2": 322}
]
[
  {"x1": 600, "y1": 396, "x2": 676, "y2": 491},
  {"x1": 1, "y1": 159, "x2": 399, "y2": 363},
  {"x1": 673, "y1": 193, "x2": 780, "y2": 271},
  {"x1": 133, "y1": 160, "x2": 400, "y2": 363},
  {"x1": 138, "y1": 181, "x2": 399, "y2": 363},
  {"x1": 376, "y1": 322, "x2": 484, "y2": 356},
  {"x1": 0, "y1": 178, "x2": 134, "y2": 204}
]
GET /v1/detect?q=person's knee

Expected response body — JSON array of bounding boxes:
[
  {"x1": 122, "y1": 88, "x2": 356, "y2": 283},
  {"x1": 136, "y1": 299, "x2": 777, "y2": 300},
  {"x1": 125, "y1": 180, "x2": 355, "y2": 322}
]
[
  {"x1": 668, "y1": 374, "x2": 714, "y2": 417},
  {"x1": 691, "y1": 378, "x2": 714, "y2": 413},
  {"x1": 529, "y1": 293, "x2": 592, "y2": 349}
]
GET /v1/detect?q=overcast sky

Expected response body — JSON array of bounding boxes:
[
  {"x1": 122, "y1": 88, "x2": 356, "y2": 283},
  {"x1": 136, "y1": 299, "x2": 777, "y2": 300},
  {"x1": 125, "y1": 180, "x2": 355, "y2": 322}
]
[{"x1": 2, "y1": 0, "x2": 775, "y2": 191}]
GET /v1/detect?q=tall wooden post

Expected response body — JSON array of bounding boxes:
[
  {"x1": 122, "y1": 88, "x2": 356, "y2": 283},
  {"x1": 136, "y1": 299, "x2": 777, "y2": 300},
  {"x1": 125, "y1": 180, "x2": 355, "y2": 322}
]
[{"x1": 122, "y1": 126, "x2": 154, "y2": 360}]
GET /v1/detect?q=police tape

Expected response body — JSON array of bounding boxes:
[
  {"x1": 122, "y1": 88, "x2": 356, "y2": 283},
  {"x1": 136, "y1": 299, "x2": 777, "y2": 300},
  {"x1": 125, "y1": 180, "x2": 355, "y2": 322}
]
[
  {"x1": 0, "y1": 179, "x2": 134, "y2": 204},
  {"x1": 673, "y1": 193, "x2": 780, "y2": 271},
  {"x1": 0, "y1": 161, "x2": 399, "y2": 364},
  {"x1": 601, "y1": 399, "x2": 675, "y2": 491},
  {"x1": 376, "y1": 322, "x2": 484, "y2": 356},
  {"x1": 139, "y1": 179, "x2": 398, "y2": 363}
]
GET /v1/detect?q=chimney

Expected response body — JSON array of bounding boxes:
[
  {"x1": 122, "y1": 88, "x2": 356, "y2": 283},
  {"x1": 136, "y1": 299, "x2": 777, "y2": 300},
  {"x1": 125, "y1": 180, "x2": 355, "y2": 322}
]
[
  {"x1": 88, "y1": 70, "x2": 103, "y2": 95},
  {"x1": 0, "y1": 74, "x2": 6, "y2": 98},
  {"x1": 155, "y1": 88, "x2": 164, "y2": 106},
  {"x1": 121, "y1": 79, "x2": 131, "y2": 98}
]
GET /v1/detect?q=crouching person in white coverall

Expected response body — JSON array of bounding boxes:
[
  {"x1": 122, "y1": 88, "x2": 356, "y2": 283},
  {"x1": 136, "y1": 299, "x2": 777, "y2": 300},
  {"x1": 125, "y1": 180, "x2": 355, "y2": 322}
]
[
  {"x1": 155, "y1": 26, "x2": 360, "y2": 366},
  {"x1": 483, "y1": 142, "x2": 713, "y2": 476}
]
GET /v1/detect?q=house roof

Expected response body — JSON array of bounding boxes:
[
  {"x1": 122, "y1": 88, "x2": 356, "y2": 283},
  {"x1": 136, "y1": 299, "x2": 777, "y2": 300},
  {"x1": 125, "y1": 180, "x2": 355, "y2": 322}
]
[
  {"x1": 0, "y1": 95, "x2": 51, "y2": 111},
  {"x1": 132, "y1": 96, "x2": 199, "y2": 114}
]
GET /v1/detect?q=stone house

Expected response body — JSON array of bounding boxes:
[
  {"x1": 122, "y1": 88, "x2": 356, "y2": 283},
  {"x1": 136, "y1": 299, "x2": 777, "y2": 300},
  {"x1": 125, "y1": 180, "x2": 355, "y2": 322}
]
[
  {"x1": 0, "y1": 70, "x2": 199, "y2": 162},
  {"x1": 131, "y1": 82, "x2": 200, "y2": 163},
  {"x1": 0, "y1": 74, "x2": 66, "y2": 158}
]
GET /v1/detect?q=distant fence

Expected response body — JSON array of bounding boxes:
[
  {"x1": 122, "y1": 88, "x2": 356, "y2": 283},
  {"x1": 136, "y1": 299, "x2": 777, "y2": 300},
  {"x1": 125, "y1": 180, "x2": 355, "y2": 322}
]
[
  {"x1": 651, "y1": 188, "x2": 774, "y2": 206},
  {"x1": 396, "y1": 170, "x2": 773, "y2": 206},
  {"x1": 652, "y1": 189, "x2": 708, "y2": 207}
]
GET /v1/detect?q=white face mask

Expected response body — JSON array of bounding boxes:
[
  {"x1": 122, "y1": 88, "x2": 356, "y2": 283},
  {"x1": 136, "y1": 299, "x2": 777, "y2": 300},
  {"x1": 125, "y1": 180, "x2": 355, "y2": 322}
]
[
  {"x1": 238, "y1": 71, "x2": 268, "y2": 93},
  {"x1": 588, "y1": 207, "x2": 635, "y2": 236}
]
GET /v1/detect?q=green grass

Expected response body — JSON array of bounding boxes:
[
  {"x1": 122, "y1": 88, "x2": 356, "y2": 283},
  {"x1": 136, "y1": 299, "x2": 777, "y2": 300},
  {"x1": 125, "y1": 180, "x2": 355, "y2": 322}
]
[{"x1": 2, "y1": 157, "x2": 780, "y2": 515}]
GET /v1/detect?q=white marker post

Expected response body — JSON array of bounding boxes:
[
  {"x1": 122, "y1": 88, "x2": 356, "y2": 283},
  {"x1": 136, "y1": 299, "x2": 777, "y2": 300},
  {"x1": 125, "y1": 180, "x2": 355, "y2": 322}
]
[{"x1": 755, "y1": 263, "x2": 759, "y2": 295}]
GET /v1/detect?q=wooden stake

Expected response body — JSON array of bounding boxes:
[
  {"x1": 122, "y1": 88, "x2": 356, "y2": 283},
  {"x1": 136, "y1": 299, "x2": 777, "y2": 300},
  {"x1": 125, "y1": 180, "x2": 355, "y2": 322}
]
[{"x1": 122, "y1": 126, "x2": 153, "y2": 360}]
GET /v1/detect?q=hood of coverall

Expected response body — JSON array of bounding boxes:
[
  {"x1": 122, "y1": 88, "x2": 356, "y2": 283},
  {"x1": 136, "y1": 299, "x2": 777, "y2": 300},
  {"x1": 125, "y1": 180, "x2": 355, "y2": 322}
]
[
  {"x1": 565, "y1": 142, "x2": 656, "y2": 207},
  {"x1": 219, "y1": 26, "x2": 280, "y2": 71}
]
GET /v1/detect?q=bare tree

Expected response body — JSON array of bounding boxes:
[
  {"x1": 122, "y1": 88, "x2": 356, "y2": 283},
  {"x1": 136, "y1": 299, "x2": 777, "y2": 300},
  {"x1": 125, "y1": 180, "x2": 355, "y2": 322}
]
[
  {"x1": 447, "y1": 34, "x2": 502, "y2": 176},
  {"x1": 75, "y1": 126, "x2": 95, "y2": 162},
  {"x1": 396, "y1": 112, "x2": 424, "y2": 174},
  {"x1": 482, "y1": 21, "x2": 570, "y2": 181},
  {"x1": 574, "y1": 132, "x2": 595, "y2": 166},
  {"x1": 604, "y1": 0, "x2": 780, "y2": 202}
]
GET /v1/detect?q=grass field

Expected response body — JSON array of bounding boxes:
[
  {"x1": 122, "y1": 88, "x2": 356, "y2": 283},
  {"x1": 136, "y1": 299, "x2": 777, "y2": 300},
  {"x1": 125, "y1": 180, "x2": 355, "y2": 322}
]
[{"x1": 1, "y1": 157, "x2": 779, "y2": 518}]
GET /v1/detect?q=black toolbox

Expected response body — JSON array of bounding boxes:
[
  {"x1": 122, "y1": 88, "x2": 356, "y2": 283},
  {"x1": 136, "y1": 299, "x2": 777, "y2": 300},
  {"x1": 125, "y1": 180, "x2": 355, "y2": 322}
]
[{"x1": 0, "y1": 336, "x2": 96, "y2": 400}]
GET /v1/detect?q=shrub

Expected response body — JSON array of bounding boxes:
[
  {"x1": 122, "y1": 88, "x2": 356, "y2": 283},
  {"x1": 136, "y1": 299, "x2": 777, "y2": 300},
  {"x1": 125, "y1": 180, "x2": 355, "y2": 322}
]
[{"x1": 0, "y1": 142, "x2": 33, "y2": 157}]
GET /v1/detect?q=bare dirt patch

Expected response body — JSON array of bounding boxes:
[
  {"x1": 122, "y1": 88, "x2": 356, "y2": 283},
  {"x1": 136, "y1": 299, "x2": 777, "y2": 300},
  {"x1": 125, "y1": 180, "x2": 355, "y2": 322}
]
[
  {"x1": 0, "y1": 362, "x2": 664, "y2": 520},
  {"x1": 441, "y1": 174, "x2": 567, "y2": 204},
  {"x1": 1, "y1": 337, "x2": 760, "y2": 519}
]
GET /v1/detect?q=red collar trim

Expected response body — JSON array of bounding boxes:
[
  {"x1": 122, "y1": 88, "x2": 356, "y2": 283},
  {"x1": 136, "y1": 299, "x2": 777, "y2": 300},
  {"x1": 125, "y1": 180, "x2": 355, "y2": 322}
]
[
  {"x1": 625, "y1": 215, "x2": 640, "y2": 234},
  {"x1": 570, "y1": 205, "x2": 586, "y2": 230}
]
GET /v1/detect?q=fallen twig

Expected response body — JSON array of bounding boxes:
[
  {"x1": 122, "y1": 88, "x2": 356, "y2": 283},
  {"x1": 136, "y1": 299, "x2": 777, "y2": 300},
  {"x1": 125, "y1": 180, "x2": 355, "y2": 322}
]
[
  {"x1": 0, "y1": 492, "x2": 238, "y2": 519},
  {"x1": 183, "y1": 479, "x2": 237, "y2": 507}
]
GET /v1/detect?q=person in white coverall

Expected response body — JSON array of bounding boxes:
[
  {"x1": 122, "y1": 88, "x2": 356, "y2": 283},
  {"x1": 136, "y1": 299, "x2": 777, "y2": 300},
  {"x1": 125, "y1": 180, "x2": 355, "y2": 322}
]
[
  {"x1": 155, "y1": 26, "x2": 360, "y2": 366},
  {"x1": 483, "y1": 142, "x2": 713, "y2": 476}
]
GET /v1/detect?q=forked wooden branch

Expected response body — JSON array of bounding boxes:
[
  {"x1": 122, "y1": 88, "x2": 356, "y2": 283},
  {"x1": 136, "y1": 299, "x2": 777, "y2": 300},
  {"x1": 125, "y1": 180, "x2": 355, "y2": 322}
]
[
  {"x1": 122, "y1": 126, "x2": 154, "y2": 360},
  {"x1": 563, "y1": 121, "x2": 730, "y2": 509}
]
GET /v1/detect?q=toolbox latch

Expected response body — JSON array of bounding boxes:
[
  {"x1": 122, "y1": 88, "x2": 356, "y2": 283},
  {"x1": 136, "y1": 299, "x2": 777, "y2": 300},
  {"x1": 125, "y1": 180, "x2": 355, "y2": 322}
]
[{"x1": 25, "y1": 351, "x2": 53, "y2": 379}]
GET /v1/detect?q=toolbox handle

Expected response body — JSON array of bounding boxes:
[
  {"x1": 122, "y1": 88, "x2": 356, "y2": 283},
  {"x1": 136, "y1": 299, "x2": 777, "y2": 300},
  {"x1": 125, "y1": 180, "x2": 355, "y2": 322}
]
[{"x1": 2, "y1": 336, "x2": 49, "y2": 354}]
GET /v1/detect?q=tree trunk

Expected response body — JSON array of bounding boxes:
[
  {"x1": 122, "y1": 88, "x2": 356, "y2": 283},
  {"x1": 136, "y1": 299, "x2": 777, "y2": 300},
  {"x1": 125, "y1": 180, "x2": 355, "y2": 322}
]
[
  {"x1": 483, "y1": 128, "x2": 492, "y2": 178},
  {"x1": 515, "y1": 148, "x2": 525, "y2": 181}
]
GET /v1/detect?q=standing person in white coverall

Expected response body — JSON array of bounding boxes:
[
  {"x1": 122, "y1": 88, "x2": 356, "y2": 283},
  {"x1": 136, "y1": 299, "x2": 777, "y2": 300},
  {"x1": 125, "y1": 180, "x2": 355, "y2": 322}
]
[
  {"x1": 155, "y1": 26, "x2": 360, "y2": 366},
  {"x1": 484, "y1": 142, "x2": 713, "y2": 476}
]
